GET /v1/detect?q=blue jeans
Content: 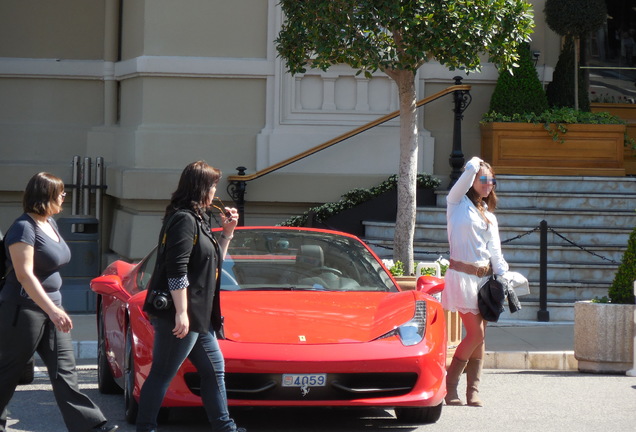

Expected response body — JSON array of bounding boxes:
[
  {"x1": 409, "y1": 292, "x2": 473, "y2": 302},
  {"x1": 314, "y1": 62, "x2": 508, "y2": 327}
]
[{"x1": 136, "y1": 317, "x2": 238, "y2": 432}]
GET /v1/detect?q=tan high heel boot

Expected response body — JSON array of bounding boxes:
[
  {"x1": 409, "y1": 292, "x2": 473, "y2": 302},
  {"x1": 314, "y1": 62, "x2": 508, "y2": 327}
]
[
  {"x1": 444, "y1": 356, "x2": 468, "y2": 405},
  {"x1": 466, "y1": 358, "x2": 484, "y2": 407}
]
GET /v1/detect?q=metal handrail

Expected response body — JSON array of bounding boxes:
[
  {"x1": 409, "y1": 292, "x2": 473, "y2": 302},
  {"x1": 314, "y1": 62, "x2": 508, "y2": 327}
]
[
  {"x1": 226, "y1": 78, "x2": 471, "y2": 225},
  {"x1": 227, "y1": 84, "x2": 470, "y2": 183}
]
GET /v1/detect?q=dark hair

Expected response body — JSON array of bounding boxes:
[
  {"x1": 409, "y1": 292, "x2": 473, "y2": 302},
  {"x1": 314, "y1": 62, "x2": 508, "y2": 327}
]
[
  {"x1": 23, "y1": 172, "x2": 65, "y2": 216},
  {"x1": 467, "y1": 162, "x2": 498, "y2": 223},
  {"x1": 165, "y1": 161, "x2": 221, "y2": 218}
]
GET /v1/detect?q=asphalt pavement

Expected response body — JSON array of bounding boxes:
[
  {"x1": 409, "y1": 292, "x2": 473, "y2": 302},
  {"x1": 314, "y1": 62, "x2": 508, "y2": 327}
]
[
  {"x1": 65, "y1": 313, "x2": 577, "y2": 371},
  {"x1": 15, "y1": 315, "x2": 636, "y2": 432},
  {"x1": 10, "y1": 366, "x2": 636, "y2": 432}
]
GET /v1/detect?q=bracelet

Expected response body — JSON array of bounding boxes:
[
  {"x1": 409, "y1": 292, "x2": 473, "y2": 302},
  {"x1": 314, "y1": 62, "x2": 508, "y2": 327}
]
[{"x1": 220, "y1": 232, "x2": 233, "y2": 241}]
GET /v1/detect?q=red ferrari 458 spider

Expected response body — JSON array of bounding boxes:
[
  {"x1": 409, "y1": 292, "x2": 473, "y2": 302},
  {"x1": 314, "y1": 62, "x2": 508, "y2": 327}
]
[{"x1": 91, "y1": 226, "x2": 447, "y2": 425}]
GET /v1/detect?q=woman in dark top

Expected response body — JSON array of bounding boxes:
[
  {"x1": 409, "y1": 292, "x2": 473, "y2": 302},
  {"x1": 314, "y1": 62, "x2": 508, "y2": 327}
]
[
  {"x1": 0, "y1": 172, "x2": 118, "y2": 432},
  {"x1": 135, "y1": 161, "x2": 245, "y2": 432}
]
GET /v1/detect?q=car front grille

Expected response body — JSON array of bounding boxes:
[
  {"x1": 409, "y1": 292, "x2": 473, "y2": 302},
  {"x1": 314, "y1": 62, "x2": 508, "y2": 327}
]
[{"x1": 184, "y1": 372, "x2": 418, "y2": 401}]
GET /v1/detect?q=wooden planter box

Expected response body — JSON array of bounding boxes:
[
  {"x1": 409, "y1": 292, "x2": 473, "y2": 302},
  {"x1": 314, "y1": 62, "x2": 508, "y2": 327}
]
[
  {"x1": 591, "y1": 103, "x2": 636, "y2": 175},
  {"x1": 480, "y1": 122, "x2": 626, "y2": 176},
  {"x1": 574, "y1": 301, "x2": 635, "y2": 374}
]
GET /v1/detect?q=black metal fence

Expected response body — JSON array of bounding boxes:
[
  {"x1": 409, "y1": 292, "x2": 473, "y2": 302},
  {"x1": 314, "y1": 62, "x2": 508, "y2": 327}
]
[{"x1": 368, "y1": 219, "x2": 621, "y2": 322}]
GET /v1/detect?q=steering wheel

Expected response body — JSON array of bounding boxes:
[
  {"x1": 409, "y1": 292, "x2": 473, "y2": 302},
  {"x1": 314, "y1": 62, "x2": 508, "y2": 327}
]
[
  {"x1": 306, "y1": 266, "x2": 343, "y2": 277},
  {"x1": 221, "y1": 268, "x2": 239, "y2": 286}
]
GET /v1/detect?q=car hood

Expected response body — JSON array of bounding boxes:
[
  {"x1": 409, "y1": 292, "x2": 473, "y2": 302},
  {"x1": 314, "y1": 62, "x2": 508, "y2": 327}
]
[{"x1": 221, "y1": 290, "x2": 418, "y2": 344}]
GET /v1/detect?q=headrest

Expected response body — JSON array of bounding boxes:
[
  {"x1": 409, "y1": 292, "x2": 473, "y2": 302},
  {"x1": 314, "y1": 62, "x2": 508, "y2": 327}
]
[{"x1": 296, "y1": 245, "x2": 324, "y2": 268}]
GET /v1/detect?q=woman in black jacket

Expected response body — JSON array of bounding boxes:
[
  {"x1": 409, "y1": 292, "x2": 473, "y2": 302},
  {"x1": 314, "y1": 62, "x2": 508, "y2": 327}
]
[{"x1": 135, "y1": 161, "x2": 245, "y2": 432}]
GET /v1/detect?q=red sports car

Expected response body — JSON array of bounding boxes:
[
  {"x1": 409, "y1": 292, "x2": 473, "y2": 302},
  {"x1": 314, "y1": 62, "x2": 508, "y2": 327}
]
[{"x1": 91, "y1": 226, "x2": 447, "y2": 424}]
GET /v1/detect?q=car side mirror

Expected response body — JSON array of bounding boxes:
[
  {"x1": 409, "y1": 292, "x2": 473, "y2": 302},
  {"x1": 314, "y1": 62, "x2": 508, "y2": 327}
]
[
  {"x1": 416, "y1": 275, "x2": 445, "y2": 296},
  {"x1": 91, "y1": 275, "x2": 131, "y2": 302}
]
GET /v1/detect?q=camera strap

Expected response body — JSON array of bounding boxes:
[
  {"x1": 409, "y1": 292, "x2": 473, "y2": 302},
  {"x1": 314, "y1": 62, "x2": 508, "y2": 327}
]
[{"x1": 159, "y1": 210, "x2": 198, "y2": 256}]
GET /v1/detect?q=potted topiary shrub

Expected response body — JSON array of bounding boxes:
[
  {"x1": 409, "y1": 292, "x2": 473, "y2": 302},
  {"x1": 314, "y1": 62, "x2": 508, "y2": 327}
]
[
  {"x1": 481, "y1": 43, "x2": 627, "y2": 176},
  {"x1": 544, "y1": 0, "x2": 607, "y2": 111},
  {"x1": 486, "y1": 42, "x2": 549, "y2": 118},
  {"x1": 481, "y1": 4, "x2": 625, "y2": 176},
  {"x1": 574, "y1": 224, "x2": 636, "y2": 374}
]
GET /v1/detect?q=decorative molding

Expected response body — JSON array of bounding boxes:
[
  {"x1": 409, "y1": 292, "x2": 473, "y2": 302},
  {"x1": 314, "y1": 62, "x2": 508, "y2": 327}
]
[
  {"x1": 0, "y1": 56, "x2": 275, "y2": 81},
  {"x1": 114, "y1": 56, "x2": 274, "y2": 80},
  {"x1": 0, "y1": 57, "x2": 105, "y2": 80}
]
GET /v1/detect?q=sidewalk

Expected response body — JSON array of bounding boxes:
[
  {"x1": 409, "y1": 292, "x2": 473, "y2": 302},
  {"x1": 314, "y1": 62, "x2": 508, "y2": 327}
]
[{"x1": 65, "y1": 314, "x2": 577, "y2": 371}]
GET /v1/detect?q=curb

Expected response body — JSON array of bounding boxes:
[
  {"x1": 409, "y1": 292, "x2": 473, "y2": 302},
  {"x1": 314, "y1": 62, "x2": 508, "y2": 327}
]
[{"x1": 485, "y1": 350, "x2": 577, "y2": 371}]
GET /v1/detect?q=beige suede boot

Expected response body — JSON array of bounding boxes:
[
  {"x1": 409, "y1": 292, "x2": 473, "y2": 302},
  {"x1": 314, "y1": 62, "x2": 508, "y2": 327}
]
[
  {"x1": 466, "y1": 358, "x2": 484, "y2": 407},
  {"x1": 444, "y1": 356, "x2": 468, "y2": 405}
]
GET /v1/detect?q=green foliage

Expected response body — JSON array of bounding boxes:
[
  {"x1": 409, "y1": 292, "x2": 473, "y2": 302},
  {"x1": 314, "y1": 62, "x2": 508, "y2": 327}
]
[
  {"x1": 482, "y1": 107, "x2": 624, "y2": 125},
  {"x1": 275, "y1": 0, "x2": 535, "y2": 76},
  {"x1": 546, "y1": 36, "x2": 590, "y2": 111},
  {"x1": 543, "y1": 1, "x2": 606, "y2": 111},
  {"x1": 279, "y1": 173, "x2": 441, "y2": 227},
  {"x1": 544, "y1": 0, "x2": 607, "y2": 37},
  {"x1": 489, "y1": 43, "x2": 548, "y2": 117},
  {"x1": 385, "y1": 260, "x2": 405, "y2": 277},
  {"x1": 591, "y1": 296, "x2": 610, "y2": 303},
  {"x1": 608, "y1": 224, "x2": 636, "y2": 304},
  {"x1": 275, "y1": 0, "x2": 534, "y2": 269},
  {"x1": 419, "y1": 257, "x2": 450, "y2": 277}
]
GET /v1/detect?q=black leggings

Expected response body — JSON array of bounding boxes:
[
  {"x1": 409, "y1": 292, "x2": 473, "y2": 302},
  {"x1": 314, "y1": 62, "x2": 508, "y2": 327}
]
[{"x1": 0, "y1": 301, "x2": 107, "y2": 432}]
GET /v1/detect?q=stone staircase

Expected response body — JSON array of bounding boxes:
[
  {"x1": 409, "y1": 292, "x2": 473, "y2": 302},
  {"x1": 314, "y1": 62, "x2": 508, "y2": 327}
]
[{"x1": 363, "y1": 175, "x2": 636, "y2": 321}]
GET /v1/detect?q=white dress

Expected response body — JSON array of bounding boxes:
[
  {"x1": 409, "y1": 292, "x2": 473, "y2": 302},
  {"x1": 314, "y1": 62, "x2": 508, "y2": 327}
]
[{"x1": 442, "y1": 157, "x2": 509, "y2": 314}]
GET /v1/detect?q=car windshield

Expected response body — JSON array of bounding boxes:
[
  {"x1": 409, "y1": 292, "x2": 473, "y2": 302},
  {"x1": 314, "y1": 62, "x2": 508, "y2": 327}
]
[{"x1": 221, "y1": 228, "x2": 396, "y2": 292}]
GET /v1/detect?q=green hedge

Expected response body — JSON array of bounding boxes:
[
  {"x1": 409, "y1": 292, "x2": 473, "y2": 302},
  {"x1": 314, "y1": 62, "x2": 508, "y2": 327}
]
[{"x1": 279, "y1": 174, "x2": 440, "y2": 227}]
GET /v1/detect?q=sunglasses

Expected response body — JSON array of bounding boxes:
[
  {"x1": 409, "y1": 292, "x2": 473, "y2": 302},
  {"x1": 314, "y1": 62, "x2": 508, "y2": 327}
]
[
  {"x1": 211, "y1": 197, "x2": 231, "y2": 217},
  {"x1": 479, "y1": 176, "x2": 497, "y2": 186}
]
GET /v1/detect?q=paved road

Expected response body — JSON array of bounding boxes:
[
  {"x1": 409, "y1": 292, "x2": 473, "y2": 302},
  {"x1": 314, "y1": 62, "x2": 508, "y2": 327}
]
[{"x1": 6, "y1": 365, "x2": 636, "y2": 432}]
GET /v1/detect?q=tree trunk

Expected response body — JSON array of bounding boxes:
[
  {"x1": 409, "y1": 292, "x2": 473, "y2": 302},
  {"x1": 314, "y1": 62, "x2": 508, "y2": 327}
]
[{"x1": 391, "y1": 70, "x2": 418, "y2": 275}]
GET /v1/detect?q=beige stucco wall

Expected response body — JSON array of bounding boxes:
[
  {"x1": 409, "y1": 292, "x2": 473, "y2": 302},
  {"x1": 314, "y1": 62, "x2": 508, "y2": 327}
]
[
  {"x1": 121, "y1": 0, "x2": 268, "y2": 59},
  {"x1": 0, "y1": 0, "x2": 104, "y2": 59},
  {"x1": 0, "y1": 0, "x2": 558, "y2": 261}
]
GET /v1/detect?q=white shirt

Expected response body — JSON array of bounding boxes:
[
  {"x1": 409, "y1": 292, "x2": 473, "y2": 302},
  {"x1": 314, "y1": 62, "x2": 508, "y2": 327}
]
[{"x1": 446, "y1": 157, "x2": 508, "y2": 275}]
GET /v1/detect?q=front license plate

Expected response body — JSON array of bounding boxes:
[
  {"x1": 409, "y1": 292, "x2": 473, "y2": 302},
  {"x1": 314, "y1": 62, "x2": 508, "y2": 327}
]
[{"x1": 282, "y1": 374, "x2": 326, "y2": 387}]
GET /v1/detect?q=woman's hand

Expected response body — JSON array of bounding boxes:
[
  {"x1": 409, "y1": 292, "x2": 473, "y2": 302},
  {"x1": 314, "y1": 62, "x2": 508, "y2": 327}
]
[
  {"x1": 171, "y1": 288, "x2": 189, "y2": 338},
  {"x1": 173, "y1": 311, "x2": 190, "y2": 339},
  {"x1": 221, "y1": 206, "x2": 239, "y2": 235},
  {"x1": 48, "y1": 307, "x2": 73, "y2": 333}
]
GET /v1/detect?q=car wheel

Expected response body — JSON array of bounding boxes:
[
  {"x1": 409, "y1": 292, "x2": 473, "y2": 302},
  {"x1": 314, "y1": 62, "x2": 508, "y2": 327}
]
[
  {"x1": 18, "y1": 357, "x2": 35, "y2": 385},
  {"x1": 123, "y1": 321, "x2": 170, "y2": 425},
  {"x1": 394, "y1": 403, "x2": 443, "y2": 424},
  {"x1": 97, "y1": 310, "x2": 122, "y2": 394},
  {"x1": 124, "y1": 322, "x2": 139, "y2": 424}
]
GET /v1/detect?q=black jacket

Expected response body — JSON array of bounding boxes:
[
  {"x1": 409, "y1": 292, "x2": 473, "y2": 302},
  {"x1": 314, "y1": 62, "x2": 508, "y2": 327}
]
[
  {"x1": 478, "y1": 274, "x2": 522, "y2": 322},
  {"x1": 145, "y1": 210, "x2": 223, "y2": 334}
]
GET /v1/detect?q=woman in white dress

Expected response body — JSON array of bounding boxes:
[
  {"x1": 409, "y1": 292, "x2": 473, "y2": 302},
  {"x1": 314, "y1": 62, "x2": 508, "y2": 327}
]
[{"x1": 443, "y1": 156, "x2": 508, "y2": 407}]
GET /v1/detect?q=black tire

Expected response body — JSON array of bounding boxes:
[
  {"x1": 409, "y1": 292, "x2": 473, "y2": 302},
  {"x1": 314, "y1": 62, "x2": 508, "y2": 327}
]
[
  {"x1": 18, "y1": 357, "x2": 35, "y2": 385},
  {"x1": 97, "y1": 309, "x2": 122, "y2": 394},
  {"x1": 123, "y1": 321, "x2": 170, "y2": 425},
  {"x1": 124, "y1": 323, "x2": 139, "y2": 424},
  {"x1": 395, "y1": 403, "x2": 443, "y2": 424}
]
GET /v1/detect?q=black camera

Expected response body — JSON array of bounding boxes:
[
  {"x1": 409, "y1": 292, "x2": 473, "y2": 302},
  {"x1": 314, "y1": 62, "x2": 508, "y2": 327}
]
[{"x1": 150, "y1": 290, "x2": 173, "y2": 310}]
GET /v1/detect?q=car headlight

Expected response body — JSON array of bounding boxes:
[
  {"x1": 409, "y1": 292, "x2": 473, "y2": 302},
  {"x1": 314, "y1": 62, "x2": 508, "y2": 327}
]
[{"x1": 376, "y1": 300, "x2": 427, "y2": 346}]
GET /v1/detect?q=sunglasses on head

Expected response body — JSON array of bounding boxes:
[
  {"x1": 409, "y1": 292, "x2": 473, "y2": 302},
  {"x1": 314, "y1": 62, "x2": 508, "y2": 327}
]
[{"x1": 479, "y1": 176, "x2": 497, "y2": 186}]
